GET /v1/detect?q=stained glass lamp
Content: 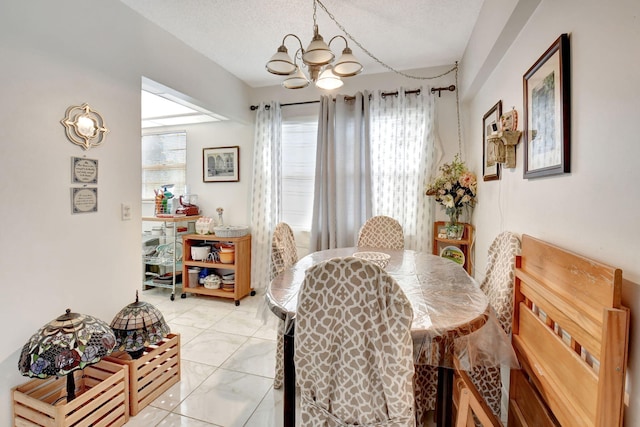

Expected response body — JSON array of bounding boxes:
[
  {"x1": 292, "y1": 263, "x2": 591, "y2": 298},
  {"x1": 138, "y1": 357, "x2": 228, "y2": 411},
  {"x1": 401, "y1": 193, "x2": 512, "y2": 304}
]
[
  {"x1": 110, "y1": 291, "x2": 170, "y2": 359},
  {"x1": 18, "y1": 309, "x2": 116, "y2": 401}
]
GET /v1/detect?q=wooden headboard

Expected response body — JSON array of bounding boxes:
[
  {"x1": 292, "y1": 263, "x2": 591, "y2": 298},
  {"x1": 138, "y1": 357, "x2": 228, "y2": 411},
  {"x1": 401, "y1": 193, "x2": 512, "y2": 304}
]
[{"x1": 509, "y1": 235, "x2": 630, "y2": 427}]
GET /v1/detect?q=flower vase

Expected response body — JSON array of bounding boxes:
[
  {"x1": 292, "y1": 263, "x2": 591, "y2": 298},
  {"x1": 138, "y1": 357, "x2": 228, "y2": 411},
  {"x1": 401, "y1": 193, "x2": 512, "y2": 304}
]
[{"x1": 445, "y1": 209, "x2": 464, "y2": 240}]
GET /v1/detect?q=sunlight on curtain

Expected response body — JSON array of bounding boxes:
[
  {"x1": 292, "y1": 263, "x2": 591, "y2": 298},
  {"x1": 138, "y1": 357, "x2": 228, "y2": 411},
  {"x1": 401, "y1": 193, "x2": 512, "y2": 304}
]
[
  {"x1": 250, "y1": 102, "x2": 282, "y2": 289},
  {"x1": 309, "y1": 93, "x2": 372, "y2": 251},
  {"x1": 369, "y1": 88, "x2": 436, "y2": 251}
]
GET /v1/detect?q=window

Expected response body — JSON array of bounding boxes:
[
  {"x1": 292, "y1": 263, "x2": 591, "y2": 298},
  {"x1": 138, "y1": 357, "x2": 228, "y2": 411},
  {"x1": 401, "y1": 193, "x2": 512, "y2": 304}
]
[
  {"x1": 141, "y1": 131, "x2": 187, "y2": 200},
  {"x1": 281, "y1": 105, "x2": 318, "y2": 253}
]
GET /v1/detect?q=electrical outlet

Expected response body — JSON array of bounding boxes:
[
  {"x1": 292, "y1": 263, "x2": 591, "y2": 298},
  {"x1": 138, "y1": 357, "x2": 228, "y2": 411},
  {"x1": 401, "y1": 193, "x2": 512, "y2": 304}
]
[{"x1": 121, "y1": 203, "x2": 132, "y2": 221}]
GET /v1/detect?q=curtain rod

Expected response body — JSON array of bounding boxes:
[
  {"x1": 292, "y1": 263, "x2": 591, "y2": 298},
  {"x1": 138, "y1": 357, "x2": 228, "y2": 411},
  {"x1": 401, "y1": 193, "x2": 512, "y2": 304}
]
[{"x1": 249, "y1": 87, "x2": 450, "y2": 110}]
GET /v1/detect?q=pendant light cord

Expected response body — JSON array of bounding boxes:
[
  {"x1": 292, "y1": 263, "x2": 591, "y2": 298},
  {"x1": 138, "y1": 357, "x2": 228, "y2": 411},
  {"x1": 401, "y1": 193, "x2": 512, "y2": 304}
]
[
  {"x1": 454, "y1": 63, "x2": 463, "y2": 159},
  {"x1": 315, "y1": 0, "x2": 457, "y2": 80}
]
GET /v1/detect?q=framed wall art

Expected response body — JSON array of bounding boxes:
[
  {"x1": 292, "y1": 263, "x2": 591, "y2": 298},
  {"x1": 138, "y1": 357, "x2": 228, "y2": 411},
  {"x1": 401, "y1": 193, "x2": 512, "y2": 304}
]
[
  {"x1": 523, "y1": 33, "x2": 570, "y2": 179},
  {"x1": 482, "y1": 100, "x2": 502, "y2": 181},
  {"x1": 203, "y1": 146, "x2": 239, "y2": 182},
  {"x1": 71, "y1": 187, "x2": 98, "y2": 214},
  {"x1": 71, "y1": 157, "x2": 98, "y2": 184}
]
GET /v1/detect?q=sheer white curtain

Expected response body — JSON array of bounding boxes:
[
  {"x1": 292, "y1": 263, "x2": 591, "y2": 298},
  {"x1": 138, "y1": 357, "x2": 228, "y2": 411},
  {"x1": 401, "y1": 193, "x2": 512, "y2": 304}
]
[
  {"x1": 309, "y1": 93, "x2": 372, "y2": 251},
  {"x1": 250, "y1": 102, "x2": 282, "y2": 289},
  {"x1": 369, "y1": 88, "x2": 436, "y2": 252}
]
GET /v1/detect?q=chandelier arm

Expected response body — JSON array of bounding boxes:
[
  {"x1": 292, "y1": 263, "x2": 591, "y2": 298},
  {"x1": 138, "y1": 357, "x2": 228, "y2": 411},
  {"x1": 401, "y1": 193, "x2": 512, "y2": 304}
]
[
  {"x1": 328, "y1": 35, "x2": 348, "y2": 48},
  {"x1": 315, "y1": 0, "x2": 456, "y2": 80},
  {"x1": 282, "y1": 33, "x2": 305, "y2": 52}
]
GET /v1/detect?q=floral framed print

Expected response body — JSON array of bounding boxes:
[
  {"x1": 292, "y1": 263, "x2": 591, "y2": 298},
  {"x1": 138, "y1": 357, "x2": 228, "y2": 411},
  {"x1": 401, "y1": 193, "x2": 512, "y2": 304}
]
[
  {"x1": 523, "y1": 33, "x2": 570, "y2": 179},
  {"x1": 482, "y1": 100, "x2": 502, "y2": 181},
  {"x1": 203, "y1": 146, "x2": 239, "y2": 182}
]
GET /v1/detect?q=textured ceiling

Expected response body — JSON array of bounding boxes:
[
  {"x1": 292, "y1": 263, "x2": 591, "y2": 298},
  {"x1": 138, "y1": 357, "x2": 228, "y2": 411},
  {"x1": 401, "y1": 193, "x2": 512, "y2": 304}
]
[{"x1": 120, "y1": 0, "x2": 483, "y2": 88}]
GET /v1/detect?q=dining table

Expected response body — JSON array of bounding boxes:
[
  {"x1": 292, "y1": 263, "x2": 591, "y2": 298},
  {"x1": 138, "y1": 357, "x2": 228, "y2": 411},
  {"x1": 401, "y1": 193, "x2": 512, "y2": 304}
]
[{"x1": 265, "y1": 247, "x2": 510, "y2": 427}]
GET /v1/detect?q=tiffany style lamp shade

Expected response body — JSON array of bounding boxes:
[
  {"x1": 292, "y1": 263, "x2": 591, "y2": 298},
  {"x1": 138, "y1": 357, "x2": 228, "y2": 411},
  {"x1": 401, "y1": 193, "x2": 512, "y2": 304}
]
[
  {"x1": 18, "y1": 309, "x2": 116, "y2": 401},
  {"x1": 110, "y1": 291, "x2": 170, "y2": 359}
]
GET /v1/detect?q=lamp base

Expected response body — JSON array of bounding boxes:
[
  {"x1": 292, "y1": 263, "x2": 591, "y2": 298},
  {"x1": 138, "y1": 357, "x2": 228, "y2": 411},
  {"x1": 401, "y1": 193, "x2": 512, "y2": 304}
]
[
  {"x1": 129, "y1": 348, "x2": 146, "y2": 359},
  {"x1": 66, "y1": 374, "x2": 76, "y2": 401}
]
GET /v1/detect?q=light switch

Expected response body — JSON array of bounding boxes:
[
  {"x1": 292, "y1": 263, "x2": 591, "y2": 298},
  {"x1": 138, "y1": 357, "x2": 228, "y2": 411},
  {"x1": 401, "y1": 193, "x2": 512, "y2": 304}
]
[{"x1": 121, "y1": 203, "x2": 132, "y2": 221}]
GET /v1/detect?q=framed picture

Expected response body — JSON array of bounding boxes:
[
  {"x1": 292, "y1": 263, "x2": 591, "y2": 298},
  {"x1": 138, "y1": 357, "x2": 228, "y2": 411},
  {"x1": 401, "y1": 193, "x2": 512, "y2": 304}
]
[
  {"x1": 203, "y1": 146, "x2": 239, "y2": 182},
  {"x1": 71, "y1": 157, "x2": 98, "y2": 184},
  {"x1": 482, "y1": 100, "x2": 502, "y2": 181},
  {"x1": 523, "y1": 33, "x2": 570, "y2": 179},
  {"x1": 71, "y1": 187, "x2": 98, "y2": 214}
]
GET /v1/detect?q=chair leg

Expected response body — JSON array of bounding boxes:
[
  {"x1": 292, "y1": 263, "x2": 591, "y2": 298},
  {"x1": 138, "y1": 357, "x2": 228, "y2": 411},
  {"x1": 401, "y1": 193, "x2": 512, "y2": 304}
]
[
  {"x1": 274, "y1": 320, "x2": 284, "y2": 389},
  {"x1": 456, "y1": 388, "x2": 472, "y2": 427}
]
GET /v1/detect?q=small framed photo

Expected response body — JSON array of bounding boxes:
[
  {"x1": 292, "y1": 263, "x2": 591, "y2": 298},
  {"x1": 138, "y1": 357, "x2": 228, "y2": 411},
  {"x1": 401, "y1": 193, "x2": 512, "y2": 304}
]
[
  {"x1": 523, "y1": 33, "x2": 570, "y2": 179},
  {"x1": 482, "y1": 100, "x2": 502, "y2": 181},
  {"x1": 437, "y1": 225, "x2": 448, "y2": 239},
  {"x1": 203, "y1": 146, "x2": 239, "y2": 182},
  {"x1": 71, "y1": 157, "x2": 98, "y2": 184}
]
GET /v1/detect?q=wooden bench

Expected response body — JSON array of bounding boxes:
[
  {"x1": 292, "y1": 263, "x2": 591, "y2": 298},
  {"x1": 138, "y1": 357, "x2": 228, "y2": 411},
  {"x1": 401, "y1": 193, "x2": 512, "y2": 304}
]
[
  {"x1": 454, "y1": 234, "x2": 630, "y2": 426},
  {"x1": 509, "y1": 235, "x2": 629, "y2": 426}
]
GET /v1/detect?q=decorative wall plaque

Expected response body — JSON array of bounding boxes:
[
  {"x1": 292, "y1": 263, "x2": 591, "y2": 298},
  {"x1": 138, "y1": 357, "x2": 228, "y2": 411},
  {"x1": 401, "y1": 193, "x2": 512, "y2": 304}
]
[
  {"x1": 71, "y1": 157, "x2": 98, "y2": 184},
  {"x1": 61, "y1": 103, "x2": 109, "y2": 150}
]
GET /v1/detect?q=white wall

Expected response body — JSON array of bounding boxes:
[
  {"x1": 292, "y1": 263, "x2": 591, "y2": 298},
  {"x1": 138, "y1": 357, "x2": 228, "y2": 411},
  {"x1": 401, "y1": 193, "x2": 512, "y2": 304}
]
[
  {"x1": 0, "y1": 1, "x2": 251, "y2": 424},
  {"x1": 142, "y1": 121, "x2": 254, "y2": 224},
  {"x1": 461, "y1": 0, "x2": 640, "y2": 424}
]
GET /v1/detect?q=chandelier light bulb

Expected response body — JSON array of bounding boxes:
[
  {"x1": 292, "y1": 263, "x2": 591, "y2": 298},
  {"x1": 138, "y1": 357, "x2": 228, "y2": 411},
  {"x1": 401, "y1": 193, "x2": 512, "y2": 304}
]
[{"x1": 315, "y1": 65, "x2": 343, "y2": 90}]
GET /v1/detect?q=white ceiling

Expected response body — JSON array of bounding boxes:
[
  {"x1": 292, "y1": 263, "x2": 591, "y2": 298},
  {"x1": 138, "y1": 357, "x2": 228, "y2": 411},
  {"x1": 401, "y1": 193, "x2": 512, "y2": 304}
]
[{"x1": 120, "y1": 0, "x2": 484, "y2": 88}]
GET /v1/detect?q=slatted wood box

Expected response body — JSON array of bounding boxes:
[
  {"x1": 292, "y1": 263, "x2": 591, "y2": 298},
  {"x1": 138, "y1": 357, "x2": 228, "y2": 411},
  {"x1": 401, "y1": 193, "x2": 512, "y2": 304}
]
[
  {"x1": 12, "y1": 359, "x2": 129, "y2": 427},
  {"x1": 105, "y1": 333, "x2": 180, "y2": 416}
]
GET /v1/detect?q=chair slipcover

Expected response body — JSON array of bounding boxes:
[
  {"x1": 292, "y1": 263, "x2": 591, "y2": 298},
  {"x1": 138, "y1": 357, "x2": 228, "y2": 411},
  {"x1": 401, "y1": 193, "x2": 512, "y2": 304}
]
[
  {"x1": 295, "y1": 257, "x2": 416, "y2": 426},
  {"x1": 467, "y1": 231, "x2": 521, "y2": 419},
  {"x1": 357, "y1": 215, "x2": 405, "y2": 249},
  {"x1": 271, "y1": 222, "x2": 298, "y2": 389}
]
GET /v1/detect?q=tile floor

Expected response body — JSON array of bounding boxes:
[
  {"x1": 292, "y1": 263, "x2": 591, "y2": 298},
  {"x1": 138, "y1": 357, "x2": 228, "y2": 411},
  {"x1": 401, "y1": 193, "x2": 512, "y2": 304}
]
[
  {"x1": 129, "y1": 287, "x2": 435, "y2": 427},
  {"x1": 126, "y1": 287, "x2": 297, "y2": 427}
]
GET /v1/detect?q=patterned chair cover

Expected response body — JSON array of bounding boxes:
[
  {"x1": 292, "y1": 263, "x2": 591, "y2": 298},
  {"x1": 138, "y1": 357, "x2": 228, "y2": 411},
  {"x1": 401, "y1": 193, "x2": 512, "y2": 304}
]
[
  {"x1": 271, "y1": 222, "x2": 298, "y2": 389},
  {"x1": 357, "y1": 215, "x2": 405, "y2": 249},
  {"x1": 295, "y1": 257, "x2": 416, "y2": 427},
  {"x1": 414, "y1": 232, "x2": 521, "y2": 424},
  {"x1": 467, "y1": 231, "x2": 521, "y2": 419}
]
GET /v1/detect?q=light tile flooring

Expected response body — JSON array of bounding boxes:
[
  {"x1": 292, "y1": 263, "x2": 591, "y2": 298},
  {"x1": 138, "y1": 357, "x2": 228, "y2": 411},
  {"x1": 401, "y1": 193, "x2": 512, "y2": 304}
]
[
  {"x1": 126, "y1": 287, "x2": 298, "y2": 427},
  {"x1": 130, "y1": 287, "x2": 435, "y2": 427}
]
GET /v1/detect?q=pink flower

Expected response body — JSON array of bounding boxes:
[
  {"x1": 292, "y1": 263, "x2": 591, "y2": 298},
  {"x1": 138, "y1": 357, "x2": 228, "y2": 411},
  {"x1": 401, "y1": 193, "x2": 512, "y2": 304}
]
[{"x1": 459, "y1": 171, "x2": 476, "y2": 188}]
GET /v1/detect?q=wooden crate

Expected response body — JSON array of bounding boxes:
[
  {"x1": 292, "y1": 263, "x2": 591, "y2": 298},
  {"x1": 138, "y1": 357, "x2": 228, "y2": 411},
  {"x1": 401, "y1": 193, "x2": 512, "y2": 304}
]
[
  {"x1": 105, "y1": 333, "x2": 180, "y2": 416},
  {"x1": 13, "y1": 359, "x2": 129, "y2": 427}
]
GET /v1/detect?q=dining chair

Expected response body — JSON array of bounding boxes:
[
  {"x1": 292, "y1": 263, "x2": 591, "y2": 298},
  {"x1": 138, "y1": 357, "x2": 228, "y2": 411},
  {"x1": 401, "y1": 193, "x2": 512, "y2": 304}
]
[
  {"x1": 453, "y1": 231, "x2": 521, "y2": 425},
  {"x1": 357, "y1": 215, "x2": 405, "y2": 249},
  {"x1": 270, "y1": 222, "x2": 298, "y2": 389},
  {"x1": 295, "y1": 256, "x2": 416, "y2": 426}
]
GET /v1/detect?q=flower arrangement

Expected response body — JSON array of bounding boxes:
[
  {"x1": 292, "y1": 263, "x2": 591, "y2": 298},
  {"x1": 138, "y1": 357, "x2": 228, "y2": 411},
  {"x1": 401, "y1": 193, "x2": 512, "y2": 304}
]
[{"x1": 425, "y1": 154, "x2": 477, "y2": 237}]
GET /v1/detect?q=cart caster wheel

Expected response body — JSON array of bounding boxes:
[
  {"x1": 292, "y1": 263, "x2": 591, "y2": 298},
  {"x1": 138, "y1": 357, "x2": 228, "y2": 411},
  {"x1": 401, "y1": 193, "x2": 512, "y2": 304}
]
[
  {"x1": 235, "y1": 301, "x2": 240, "y2": 306},
  {"x1": 250, "y1": 290, "x2": 256, "y2": 296},
  {"x1": 170, "y1": 294, "x2": 175, "y2": 301},
  {"x1": 181, "y1": 293, "x2": 187, "y2": 299}
]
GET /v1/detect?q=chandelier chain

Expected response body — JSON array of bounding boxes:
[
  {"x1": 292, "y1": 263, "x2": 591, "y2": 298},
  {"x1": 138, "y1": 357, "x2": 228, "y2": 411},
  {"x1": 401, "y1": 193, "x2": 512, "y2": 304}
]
[
  {"x1": 312, "y1": 0, "x2": 317, "y2": 27},
  {"x1": 315, "y1": 0, "x2": 457, "y2": 80},
  {"x1": 455, "y1": 62, "x2": 462, "y2": 158}
]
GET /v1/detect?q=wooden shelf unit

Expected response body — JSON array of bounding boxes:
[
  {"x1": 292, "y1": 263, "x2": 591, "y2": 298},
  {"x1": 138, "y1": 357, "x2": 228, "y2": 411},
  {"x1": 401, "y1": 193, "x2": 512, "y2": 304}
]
[
  {"x1": 181, "y1": 233, "x2": 253, "y2": 305},
  {"x1": 432, "y1": 221, "x2": 474, "y2": 275}
]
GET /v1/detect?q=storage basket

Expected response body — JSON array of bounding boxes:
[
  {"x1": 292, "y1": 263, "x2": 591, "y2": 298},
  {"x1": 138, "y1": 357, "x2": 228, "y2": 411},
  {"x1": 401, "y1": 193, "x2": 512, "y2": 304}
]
[
  {"x1": 13, "y1": 359, "x2": 129, "y2": 427},
  {"x1": 213, "y1": 225, "x2": 249, "y2": 237}
]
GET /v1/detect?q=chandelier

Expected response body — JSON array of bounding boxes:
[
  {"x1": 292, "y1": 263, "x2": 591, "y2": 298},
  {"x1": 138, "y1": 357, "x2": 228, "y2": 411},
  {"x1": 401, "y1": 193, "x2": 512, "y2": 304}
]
[{"x1": 265, "y1": 0, "x2": 363, "y2": 90}]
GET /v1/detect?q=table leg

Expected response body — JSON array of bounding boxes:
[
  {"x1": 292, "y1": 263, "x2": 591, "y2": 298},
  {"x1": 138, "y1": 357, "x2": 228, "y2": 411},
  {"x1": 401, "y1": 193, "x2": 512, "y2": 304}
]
[
  {"x1": 283, "y1": 325, "x2": 296, "y2": 427},
  {"x1": 436, "y1": 366, "x2": 453, "y2": 427}
]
